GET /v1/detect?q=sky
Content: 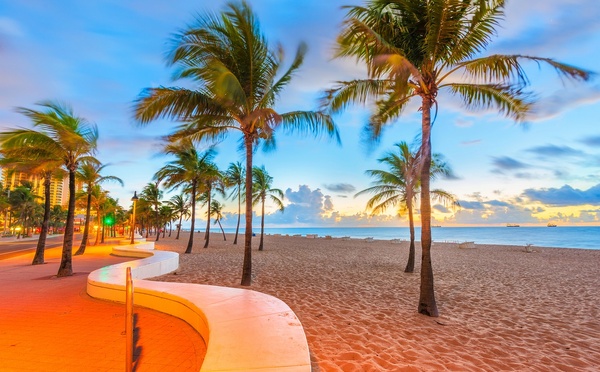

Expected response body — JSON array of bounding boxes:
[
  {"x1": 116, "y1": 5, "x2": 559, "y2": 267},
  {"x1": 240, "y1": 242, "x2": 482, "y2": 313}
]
[{"x1": 1, "y1": 0, "x2": 600, "y2": 228}]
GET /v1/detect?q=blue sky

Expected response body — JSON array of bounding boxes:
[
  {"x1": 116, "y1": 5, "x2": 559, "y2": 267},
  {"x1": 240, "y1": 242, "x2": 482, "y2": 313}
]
[{"x1": 1, "y1": 0, "x2": 600, "y2": 227}]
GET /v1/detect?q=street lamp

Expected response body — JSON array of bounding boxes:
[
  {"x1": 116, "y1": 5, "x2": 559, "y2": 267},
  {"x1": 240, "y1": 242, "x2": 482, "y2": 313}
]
[{"x1": 130, "y1": 191, "x2": 139, "y2": 244}]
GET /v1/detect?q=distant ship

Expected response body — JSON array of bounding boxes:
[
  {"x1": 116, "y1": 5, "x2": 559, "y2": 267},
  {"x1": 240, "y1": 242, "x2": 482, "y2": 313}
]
[
  {"x1": 547, "y1": 223, "x2": 557, "y2": 227},
  {"x1": 506, "y1": 223, "x2": 520, "y2": 227}
]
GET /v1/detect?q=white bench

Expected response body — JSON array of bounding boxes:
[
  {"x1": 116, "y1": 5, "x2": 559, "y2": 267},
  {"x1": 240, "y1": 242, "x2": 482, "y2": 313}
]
[{"x1": 87, "y1": 243, "x2": 310, "y2": 371}]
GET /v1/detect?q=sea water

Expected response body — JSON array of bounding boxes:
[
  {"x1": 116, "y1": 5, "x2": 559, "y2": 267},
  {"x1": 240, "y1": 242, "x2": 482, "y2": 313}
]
[{"x1": 218, "y1": 226, "x2": 600, "y2": 250}]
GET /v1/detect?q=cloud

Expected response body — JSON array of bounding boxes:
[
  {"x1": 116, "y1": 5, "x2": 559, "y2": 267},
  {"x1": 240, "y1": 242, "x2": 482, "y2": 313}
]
[
  {"x1": 264, "y1": 185, "x2": 333, "y2": 225},
  {"x1": 461, "y1": 139, "x2": 482, "y2": 146},
  {"x1": 322, "y1": 183, "x2": 356, "y2": 193},
  {"x1": 527, "y1": 86, "x2": 600, "y2": 122},
  {"x1": 433, "y1": 204, "x2": 450, "y2": 213},
  {"x1": 523, "y1": 184, "x2": 600, "y2": 206},
  {"x1": 526, "y1": 144, "x2": 585, "y2": 158},
  {"x1": 495, "y1": 1, "x2": 600, "y2": 56},
  {"x1": 491, "y1": 156, "x2": 529, "y2": 171},
  {"x1": 459, "y1": 201, "x2": 485, "y2": 210},
  {"x1": 580, "y1": 135, "x2": 600, "y2": 147}
]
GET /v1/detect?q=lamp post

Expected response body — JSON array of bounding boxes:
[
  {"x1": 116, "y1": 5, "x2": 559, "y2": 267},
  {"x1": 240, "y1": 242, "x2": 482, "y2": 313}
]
[{"x1": 130, "y1": 191, "x2": 138, "y2": 244}]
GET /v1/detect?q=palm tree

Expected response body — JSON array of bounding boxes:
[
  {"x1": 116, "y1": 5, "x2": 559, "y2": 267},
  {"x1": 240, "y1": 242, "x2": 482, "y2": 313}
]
[
  {"x1": 9, "y1": 182, "x2": 40, "y2": 238},
  {"x1": 210, "y1": 200, "x2": 227, "y2": 241},
  {"x1": 159, "y1": 204, "x2": 175, "y2": 238},
  {"x1": 199, "y1": 164, "x2": 224, "y2": 249},
  {"x1": 134, "y1": 1, "x2": 338, "y2": 285},
  {"x1": 252, "y1": 166, "x2": 284, "y2": 251},
  {"x1": 154, "y1": 140, "x2": 217, "y2": 253},
  {"x1": 0, "y1": 149, "x2": 65, "y2": 264},
  {"x1": 166, "y1": 193, "x2": 190, "y2": 240},
  {"x1": 0, "y1": 101, "x2": 98, "y2": 277},
  {"x1": 49, "y1": 205, "x2": 67, "y2": 234},
  {"x1": 75, "y1": 162, "x2": 123, "y2": 255},
  {"x1": 356, "y1": 142, "x2": 457, "y2": 273},
  {"x1": 324, "y1": 0, "x2": 592, "y2": 316},
  {"x1": 225, "y1": 162, "x2": 245, "y2": 245},
  {"x1": 141, "y1": 182, "x2": 163, "y2": 242}
]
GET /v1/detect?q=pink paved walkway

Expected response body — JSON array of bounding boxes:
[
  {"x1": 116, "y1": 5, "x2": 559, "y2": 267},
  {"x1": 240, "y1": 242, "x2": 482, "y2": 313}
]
[{"x1": 0, "y1": 243, "x2": 205, "y2": 371}]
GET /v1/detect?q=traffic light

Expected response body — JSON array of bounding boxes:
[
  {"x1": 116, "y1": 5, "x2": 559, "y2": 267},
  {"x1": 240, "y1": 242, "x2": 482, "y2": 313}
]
[{"x1": 103, "y1": 215, "x2": 115, "y2": 226}]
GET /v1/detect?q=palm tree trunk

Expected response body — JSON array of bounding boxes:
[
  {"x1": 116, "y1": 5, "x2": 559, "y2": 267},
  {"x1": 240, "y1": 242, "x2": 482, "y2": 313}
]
[
  {"x1": 405, "y1": 197, "x2": 415, "y2": 273},
  {"x1": 203, "y1": 192, "x2": 211, "y2": 248},
  {"x1": 218, "y1": 219, "x2": 226, "y2": 241},
  {"x1": 418, "y1": 97, "x2": 438, "y2": 317},
  {"x1": 57, "y1": 169, "x2": 76, "y2": 277},
  {"x1": 95, "y1": 213, "x2": 101, "y2": 245},
  {"x1": 241, "y1": 135, "x2": 253, "y2": 286},
  {"x1": 258, "y1": 197, "x2": 265, "y2": 251},
  {"x1": 155, "y1": 208, "x2": 160, "y2": 242},
  {"x1": 76, "y1": 193, "x2": 92, "y2": 255},
  {"x1": 176, "y1": 215, "x2": 182, "y2": 240},
  {"x1": 32, "y1": 176, "x2": 51, "y2": 265},
  {"x1": 185, "y1": 184, "x2": 196, "y2": 253},
  {"x1": 234, "y1": 190, "x2": 241, "y2": 245}
]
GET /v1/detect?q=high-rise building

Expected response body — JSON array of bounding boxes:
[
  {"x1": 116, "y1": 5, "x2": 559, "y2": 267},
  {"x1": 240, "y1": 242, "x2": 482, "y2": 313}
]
[{"x1": 1, "y1": 169, "x2": 67, "y2": 207}]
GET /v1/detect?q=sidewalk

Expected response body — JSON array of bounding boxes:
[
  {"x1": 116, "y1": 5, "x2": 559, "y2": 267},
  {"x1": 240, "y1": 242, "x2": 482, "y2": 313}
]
[{"x1": 0, "y1": 244, "x2": 205, "y2": 371}]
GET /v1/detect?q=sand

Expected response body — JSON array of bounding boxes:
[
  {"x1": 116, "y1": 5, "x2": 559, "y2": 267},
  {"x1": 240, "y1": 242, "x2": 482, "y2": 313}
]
[{"x1": 150, "y1": 231, "x2": 600, "y2": 371}]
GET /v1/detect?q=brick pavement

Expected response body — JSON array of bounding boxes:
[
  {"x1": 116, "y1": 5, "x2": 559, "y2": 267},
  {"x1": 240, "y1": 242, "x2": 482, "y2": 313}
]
[{"x1": 0, "y1": 243, "x2": 205, "y2": 371}]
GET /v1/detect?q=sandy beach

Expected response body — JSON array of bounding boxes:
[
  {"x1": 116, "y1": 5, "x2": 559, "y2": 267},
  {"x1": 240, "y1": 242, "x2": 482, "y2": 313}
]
[{"x1": 150, "y1": 231, "x2": 600, "y2": 371}]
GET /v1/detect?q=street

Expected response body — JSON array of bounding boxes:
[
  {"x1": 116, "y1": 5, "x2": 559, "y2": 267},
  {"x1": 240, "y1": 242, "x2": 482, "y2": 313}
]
[{"x1": 0, "y1": 234, "x2": 79, "y2": 260}]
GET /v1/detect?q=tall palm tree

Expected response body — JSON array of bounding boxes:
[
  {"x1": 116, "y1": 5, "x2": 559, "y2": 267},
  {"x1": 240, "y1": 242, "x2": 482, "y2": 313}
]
[
  {"x1": 324, "y1": 0, "x2": 592, "y2": 316},
  {"x1": 154, "y1": 140, "x2": 217, "y2": 253},
  {"x1": 199, "y1": 164, "x2": 224, "y2": 249},
  {"x1": 225, "y1": 162, "x2": 245, "y2": 245},
  {"x1": 134, "y1": 1, "x2": 338, "y2": 285},
  {"x1": 356, "y1": 142, "x2": 457, "y2": 273},
  {"x1": 75, "y1": 162, "x2": 123, "y2": 255},
  {"x1": 210, "y1": 200, "x2": 227, "y2": 241},
  {"x1": 141, "y1": 182, "x2": 163, "y2": 242},
  {"x1": 252, "y1": 166, "x2": 284, "y2": 251},
  {"x1": 166, "y1": 193, "x2": 190, "y2": 240},
  {"x1": 0, "y1": 101, "x2": 98, "y2": 277}
]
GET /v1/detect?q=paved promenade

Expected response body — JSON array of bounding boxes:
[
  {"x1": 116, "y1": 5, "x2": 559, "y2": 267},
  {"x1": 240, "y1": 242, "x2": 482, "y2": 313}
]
[{"x1": 0, "y1": 241, "x2": 205, "y2": 371}]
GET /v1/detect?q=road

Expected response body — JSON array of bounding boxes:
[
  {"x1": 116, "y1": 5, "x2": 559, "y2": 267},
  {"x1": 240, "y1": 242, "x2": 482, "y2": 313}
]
[{"x1": 0, "y1": 235, "x2": 79, "y2": 260}]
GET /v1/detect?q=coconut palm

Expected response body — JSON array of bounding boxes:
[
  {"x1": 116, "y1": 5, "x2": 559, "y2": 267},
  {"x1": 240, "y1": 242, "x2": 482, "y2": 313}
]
[
  {"x1": 75, "y1": 162, "x2": 123, "y2": 255},
  {"x1": 154, "y1": 140, "x2": 217, "y2": 253},
  {"x1": 324, "y1": 0, "x2": 592, "y2": 316},
  {"x1": 224, "y1": 162, "x2": 245, "y2": 245},
  {"x1": 133, "y1": 1, "x2": 338, "y2": 285},
  {"x1": 141, "y1": 182, "x2": 163, "y2": 242},
  {"x1": 356, "y1": 142, "x2": 457, "y2": 273},
  {"x1": 166, "y1": 193, "x2": 190, "y2": 240},
  {"x1": 252, "y1": 166, "x2": 284, "y2": 251},
  {"x1": 210, "y1": 200, "x2": 227, "y2": 241},
  {"x1": 0, "y1": 101, "x2": 98, "y2": 277}
]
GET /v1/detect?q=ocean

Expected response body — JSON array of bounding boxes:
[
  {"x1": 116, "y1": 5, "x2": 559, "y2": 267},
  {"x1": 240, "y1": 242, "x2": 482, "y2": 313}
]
[{"x1": 214, "y1": 226, "x2": 600, "y2": 250}]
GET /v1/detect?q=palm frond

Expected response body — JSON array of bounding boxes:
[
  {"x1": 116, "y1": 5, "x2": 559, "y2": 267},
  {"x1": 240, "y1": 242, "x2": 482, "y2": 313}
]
[
  {"x1": 280, "y1": 111, "x2": 340, "y2": 144},
  {"x1": 446, "y1": 83, "x2": 533, "y2": 122}
]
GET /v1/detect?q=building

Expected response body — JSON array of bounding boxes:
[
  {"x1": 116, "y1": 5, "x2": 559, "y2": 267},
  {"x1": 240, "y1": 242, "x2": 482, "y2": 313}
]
[{"x1": 1, "y1": 169, "x2": 69, "y2": 207}]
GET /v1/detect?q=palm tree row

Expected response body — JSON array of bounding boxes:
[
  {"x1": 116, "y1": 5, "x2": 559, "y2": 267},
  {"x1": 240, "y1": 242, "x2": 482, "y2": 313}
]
[
  {"x1": 0, "y1": 1, "x2": 591, "y2": 318},
  {"x1": 133, "y1": 0, "x2": 338, "y2": 286},
  {"x1": 152, "y1": 136, "x2": 283, "y2": 252},
  {"x1": 0, "y1": 102, "x2": 127, "y2": 273}
]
